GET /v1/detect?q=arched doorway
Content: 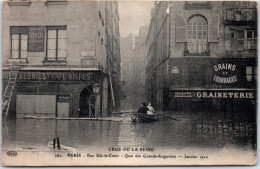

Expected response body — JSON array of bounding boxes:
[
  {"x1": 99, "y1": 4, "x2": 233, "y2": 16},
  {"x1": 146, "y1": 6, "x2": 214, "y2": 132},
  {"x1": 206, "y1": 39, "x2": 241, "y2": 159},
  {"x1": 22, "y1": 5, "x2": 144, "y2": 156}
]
[{"x1": 79, "y1": 86, "x2": 95, "y2": 117}]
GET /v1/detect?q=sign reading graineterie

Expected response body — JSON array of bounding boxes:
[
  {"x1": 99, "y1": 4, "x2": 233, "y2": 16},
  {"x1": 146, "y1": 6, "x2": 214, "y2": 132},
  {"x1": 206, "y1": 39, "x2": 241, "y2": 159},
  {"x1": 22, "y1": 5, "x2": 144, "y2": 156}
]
[
  {"x1": 174, "y1": 90, "x2": 254, "y2": 99},
  {"x1": 3, "y1": 71, "x2": 101, "y2": 82},
  {"x1": 28, "y1": 26, "x2": 45, "y2": 52},
  {"x1": 213, "y1": 63, "x2": 237, "y2": 84}
]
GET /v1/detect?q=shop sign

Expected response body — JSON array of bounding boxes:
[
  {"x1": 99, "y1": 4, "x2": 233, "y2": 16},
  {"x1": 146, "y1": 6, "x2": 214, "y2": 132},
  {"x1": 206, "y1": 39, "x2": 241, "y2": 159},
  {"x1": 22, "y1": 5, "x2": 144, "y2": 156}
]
[
  {"x1": 28, "y1": 26, "x2": 45, "y2": 52},
  {"x1": 57, "y1": 95, "x2": 71, "y2": 102},
  {"x1": 213, "y1": 63, "x2": 237, "y2": 84},
  {"x1": 3, "y1": 71, "x2": 100, "y2": 82},
  {"x1": 174, "y1": 90, "x2": 254, "y2": 99},
  {"x1": 171, "y1": 66, "x2": 179, "y2": 74}
]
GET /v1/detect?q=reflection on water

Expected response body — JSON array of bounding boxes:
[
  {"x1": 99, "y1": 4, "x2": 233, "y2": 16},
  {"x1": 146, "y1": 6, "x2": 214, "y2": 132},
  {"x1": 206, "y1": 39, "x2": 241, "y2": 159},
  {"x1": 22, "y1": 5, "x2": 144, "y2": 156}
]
[{"x1": 2, "y1": 111, "x2": 256, "y2": 151}]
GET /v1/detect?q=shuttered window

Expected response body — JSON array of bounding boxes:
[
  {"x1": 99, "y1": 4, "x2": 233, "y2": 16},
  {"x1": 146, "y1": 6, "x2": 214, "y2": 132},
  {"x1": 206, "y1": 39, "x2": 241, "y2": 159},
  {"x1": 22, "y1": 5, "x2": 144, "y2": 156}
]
[
  {"x1": 208, "y1": 14, "x2": 219, "y2": 42},
  {"x1": 175, "y1": 15, "x2": 187, "y2": 42}
]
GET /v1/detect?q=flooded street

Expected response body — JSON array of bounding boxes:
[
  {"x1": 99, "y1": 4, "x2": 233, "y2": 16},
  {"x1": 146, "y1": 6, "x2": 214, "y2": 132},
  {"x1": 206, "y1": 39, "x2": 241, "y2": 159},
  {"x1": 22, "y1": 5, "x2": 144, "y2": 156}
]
[{"x1": 2, "y1": 111, "x2": 256, "y2": 152}]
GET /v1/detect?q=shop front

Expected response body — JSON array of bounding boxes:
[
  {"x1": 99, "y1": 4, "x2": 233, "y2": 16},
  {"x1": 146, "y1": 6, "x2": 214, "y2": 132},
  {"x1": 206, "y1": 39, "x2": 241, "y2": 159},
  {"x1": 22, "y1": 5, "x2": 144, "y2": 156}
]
[
  {"x1": 170, "y1": 89, "x2": 256, "y2": 112},
  {"x1": 2, "y1": 68, "x2": 108, "y2": 118},
  {"x1": 168, "y1": 58, "x2": 257, "y2": 113}
]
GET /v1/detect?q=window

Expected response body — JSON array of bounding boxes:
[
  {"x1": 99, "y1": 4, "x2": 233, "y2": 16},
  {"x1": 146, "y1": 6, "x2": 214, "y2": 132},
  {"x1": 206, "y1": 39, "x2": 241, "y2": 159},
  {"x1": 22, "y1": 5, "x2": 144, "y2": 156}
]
[
  {"x1": 245, "y1": 30, "x2": 256, "y2": 49},
  {"x1": 237, "y1": 30, "x2": 244, "y2": 50},
  {"x1": 246, "y1": 66, "x2": 257, "y2": 82},
  {"x1": 246, "y1": 66, "x2": 253, "y2": 82},
  {"x1": 233, "y1": 29, "x2": 256, "y2": 50},
  {"x1": 235, "y1": 11, "x2": 242, "y2": 21},
  {"x1": 241, "y1": 1, "x2": 249, "y2": 7},
  {"x1": 230, "y1": 29, "x2": 235, "y2": 39},
  {"x1": 10, "y1": 27, "x2": 28, "y2": 59},
  {"x1": 187, "y1": 16, "x2": 208, "y2": 54},
  {"x1": 46, "y1": 27, "x2": 66, "y2": 61}
]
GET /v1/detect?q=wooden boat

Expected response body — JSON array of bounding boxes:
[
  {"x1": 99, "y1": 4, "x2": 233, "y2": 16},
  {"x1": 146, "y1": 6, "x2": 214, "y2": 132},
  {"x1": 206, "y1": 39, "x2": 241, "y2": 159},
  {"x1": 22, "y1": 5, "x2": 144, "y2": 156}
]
[{"x1": 131, "y1": 112, "x2": 158, "y2": 123}]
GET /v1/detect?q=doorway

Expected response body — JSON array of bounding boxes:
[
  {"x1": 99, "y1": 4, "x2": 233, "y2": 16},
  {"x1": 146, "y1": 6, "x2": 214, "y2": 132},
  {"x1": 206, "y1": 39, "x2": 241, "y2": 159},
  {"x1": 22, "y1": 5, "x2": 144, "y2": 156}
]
[{"x1": 79, "y1": 86, "x2": 95, "y2": 117}]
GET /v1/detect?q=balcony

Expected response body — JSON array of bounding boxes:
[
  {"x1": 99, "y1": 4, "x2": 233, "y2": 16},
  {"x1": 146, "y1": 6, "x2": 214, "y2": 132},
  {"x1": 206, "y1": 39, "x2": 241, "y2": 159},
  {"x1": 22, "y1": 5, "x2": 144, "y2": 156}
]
[
  {"x1": 184, "y1": 42, "x2": 210, "y2": 56},
  {"x1": 225, "y1": 8, "x2": 256, "y2": 25},
  {"x1": 184, "y1": 1, "x2": 211, "y2": 9}
]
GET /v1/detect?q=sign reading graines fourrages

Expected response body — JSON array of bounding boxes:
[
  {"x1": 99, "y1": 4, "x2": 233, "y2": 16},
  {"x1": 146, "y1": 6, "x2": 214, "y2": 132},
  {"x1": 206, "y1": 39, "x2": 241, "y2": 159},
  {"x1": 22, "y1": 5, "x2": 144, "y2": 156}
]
[{"x1": 28, "y1": 26, "x2": 45, "y2": 52}]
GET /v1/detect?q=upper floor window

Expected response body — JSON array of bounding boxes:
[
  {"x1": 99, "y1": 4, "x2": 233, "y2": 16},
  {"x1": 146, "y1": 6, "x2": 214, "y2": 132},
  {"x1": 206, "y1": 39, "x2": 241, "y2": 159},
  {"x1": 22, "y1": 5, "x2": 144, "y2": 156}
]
[
  {"x1": 230, "y1": 29, "x2": 256, "y2": 50},
  {"x1": 10, "y1": 27, "x2": 28, "y2": 59},
  {"x1": 46, "y1": 26, "x2": 66, "y2": 61},
  {"x1": 186, "y1": 16, "x2": 208, "y2": 55}
]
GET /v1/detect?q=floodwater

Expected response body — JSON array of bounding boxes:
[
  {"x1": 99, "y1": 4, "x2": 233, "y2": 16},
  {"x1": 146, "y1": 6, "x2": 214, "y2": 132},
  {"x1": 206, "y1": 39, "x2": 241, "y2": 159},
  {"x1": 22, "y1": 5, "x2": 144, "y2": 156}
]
[{"x1": 2, "y1": 111, "x2": 256, "y2": 152}]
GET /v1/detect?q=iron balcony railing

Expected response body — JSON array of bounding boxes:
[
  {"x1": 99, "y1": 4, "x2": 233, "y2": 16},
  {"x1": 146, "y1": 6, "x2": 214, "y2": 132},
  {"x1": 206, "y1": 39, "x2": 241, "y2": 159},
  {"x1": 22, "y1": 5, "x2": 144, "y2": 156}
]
[
  {"x1": 184, "y1": 42, "x2": 210, "y2": 56},
  {"x1": 225, "y1": 8, "x2": 256, "y2": 23}
]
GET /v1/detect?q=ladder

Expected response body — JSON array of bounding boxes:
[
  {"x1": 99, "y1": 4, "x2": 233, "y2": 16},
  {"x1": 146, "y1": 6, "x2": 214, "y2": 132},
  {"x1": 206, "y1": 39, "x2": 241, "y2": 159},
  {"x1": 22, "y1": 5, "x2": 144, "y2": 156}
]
[{"x1": 2, "y1": 65, "x2": 20, "y2": 120}]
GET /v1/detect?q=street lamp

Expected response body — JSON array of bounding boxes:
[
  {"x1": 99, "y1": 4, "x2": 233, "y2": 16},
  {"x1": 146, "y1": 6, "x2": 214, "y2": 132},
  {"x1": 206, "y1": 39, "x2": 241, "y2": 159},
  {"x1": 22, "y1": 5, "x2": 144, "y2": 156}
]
[
  {"x1": 93, "y1": 83, "x2": 100, "y2": 94},
  {"x1": 92, "y1": 83, "x2": 100, "y2": 118}
]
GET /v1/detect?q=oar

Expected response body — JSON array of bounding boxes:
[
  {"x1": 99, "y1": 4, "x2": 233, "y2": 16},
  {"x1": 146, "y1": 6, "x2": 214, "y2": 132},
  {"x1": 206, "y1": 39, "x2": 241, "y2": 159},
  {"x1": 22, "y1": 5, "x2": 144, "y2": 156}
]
[{"x1": 155, "y1": 112, "x2": 180, "y2": 121}]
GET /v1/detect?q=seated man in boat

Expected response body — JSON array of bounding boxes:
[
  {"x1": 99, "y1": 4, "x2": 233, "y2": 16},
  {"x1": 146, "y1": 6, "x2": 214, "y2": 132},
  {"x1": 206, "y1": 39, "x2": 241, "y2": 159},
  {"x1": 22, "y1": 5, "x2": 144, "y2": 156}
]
[
  {"x1": 137, "y1": 102, "x2": 149, "y2": 114},
  {"x1": 147, "y1": 103, "x2": 155, "y2": 115}
]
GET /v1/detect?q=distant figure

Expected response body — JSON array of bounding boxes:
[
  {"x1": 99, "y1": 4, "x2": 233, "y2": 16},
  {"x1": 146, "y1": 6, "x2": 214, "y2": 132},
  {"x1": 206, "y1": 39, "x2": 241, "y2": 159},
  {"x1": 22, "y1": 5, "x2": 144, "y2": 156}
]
[
  {"x1": 137, "y1": 102, "x2": 149, "y2": 114},
  {"x1": 147, "y1": 103, "x2": 155, "y2": 115}
]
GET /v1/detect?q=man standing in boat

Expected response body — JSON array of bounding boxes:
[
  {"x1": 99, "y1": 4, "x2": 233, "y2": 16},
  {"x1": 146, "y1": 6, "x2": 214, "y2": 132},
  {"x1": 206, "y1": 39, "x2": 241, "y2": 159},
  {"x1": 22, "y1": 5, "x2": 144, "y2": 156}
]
[{"x1": 137, "y1": 102, "x2": 149, "y2": 114}]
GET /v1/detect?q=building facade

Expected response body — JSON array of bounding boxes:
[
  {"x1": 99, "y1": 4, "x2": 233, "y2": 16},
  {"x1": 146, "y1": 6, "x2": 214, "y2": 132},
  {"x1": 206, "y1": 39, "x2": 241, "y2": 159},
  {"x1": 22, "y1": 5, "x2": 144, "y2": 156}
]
[
  {"x1": 120, "y1": 34, "x2": 135, "y2": 110},
  {"x1": 133, "y1": 26, "x2": 149, "y2": 106},
  {"x1": 146, "y1": 1, "x2": 257, "y2": 113},
  {"x1": 2, "y1": 0, "x2": 121, "y2": 118}
]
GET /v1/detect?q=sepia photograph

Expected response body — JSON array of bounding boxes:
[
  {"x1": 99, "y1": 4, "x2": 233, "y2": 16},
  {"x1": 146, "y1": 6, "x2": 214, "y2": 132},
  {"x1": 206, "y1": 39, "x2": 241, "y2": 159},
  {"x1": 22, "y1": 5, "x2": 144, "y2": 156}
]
[{"x1": 1, "y1": 0, "x2": 258, "y2": 166}]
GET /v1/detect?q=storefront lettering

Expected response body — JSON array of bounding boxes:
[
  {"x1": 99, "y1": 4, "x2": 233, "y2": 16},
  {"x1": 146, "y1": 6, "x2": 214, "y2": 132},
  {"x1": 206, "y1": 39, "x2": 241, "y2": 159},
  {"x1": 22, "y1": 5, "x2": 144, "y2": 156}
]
[
  {"x1": 174, "y1": 91, "x2": 254, "y2": 99},
  {"x1": 213, "y1": 75, "x2": 237, "y2": 84},
  {"x1": 57, "y1": 95, "x2": 71, "y2": 101},
  {"x1": 174, "y1": 92, "x2": 192, "y2": 98},
  {"x1": 16, "y1": 72, "x2": 94, "y2": 81},
  {"x1": 197, "y1": 92, "x2": 254, "y2": 99},
  {"x1": 214, "y1": 63, "x2": 236, "y2": 71},
  {"x1": 213, "y1": 63, "x2": 237, "y2": 84}
]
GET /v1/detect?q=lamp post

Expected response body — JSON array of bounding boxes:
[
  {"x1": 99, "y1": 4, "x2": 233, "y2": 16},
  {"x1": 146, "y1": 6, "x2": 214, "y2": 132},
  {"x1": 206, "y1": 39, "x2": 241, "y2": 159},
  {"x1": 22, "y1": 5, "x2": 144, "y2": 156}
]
[
  {"x1": 93, "y1": 83, "x2": 100, "y2": 94},
  {"x1": 93, "y1": 83, "x2": 100, "y2": 117}
]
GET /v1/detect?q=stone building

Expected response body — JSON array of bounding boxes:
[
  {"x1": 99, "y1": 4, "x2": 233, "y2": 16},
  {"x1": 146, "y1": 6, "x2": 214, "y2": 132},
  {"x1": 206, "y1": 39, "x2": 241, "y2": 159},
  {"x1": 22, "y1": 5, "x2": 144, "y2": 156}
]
[
  {"x1": 2, "y1": 0, "x2": 121, "y2": 118},
  {"x1": 133, "y1": 26, "x2": 149, "y2": 106},
  {"x1": 146, "y1": 1, "x2": 257, "y2": 112}
]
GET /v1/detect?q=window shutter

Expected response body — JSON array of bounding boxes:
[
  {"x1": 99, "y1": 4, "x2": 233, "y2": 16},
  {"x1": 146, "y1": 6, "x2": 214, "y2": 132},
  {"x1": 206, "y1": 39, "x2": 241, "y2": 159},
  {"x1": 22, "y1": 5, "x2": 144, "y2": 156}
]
[
  {"x1": 175, "y1": 15, "x2": 187, "y2": 42},
  {"x1": 208, "y1": 14, "x2": 219, "y2": 42}
]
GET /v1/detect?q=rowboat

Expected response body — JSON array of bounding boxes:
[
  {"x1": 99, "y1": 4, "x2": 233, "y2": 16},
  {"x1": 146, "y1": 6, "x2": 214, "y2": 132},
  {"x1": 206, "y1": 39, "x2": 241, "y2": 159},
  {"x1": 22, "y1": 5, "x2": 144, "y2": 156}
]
[{"x1": 131, "y1": 112, "x2": 158, "y2": 123}]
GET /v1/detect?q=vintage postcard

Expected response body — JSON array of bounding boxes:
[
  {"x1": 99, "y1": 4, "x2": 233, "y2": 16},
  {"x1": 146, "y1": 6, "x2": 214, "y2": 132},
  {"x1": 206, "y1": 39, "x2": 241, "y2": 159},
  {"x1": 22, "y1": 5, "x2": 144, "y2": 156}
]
[{"x1": 1, "y1": 0, "x2": 257, "y2": 166}]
